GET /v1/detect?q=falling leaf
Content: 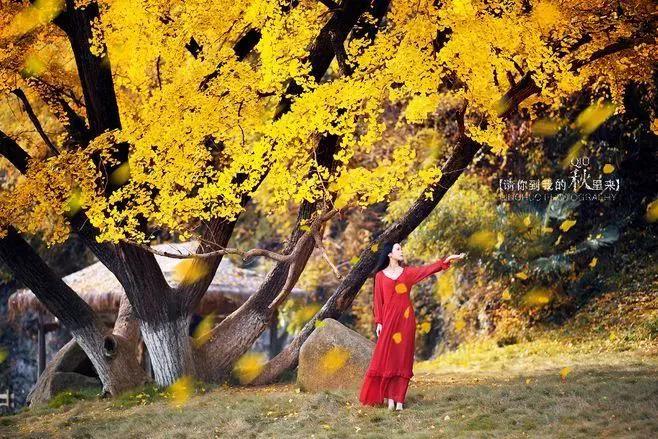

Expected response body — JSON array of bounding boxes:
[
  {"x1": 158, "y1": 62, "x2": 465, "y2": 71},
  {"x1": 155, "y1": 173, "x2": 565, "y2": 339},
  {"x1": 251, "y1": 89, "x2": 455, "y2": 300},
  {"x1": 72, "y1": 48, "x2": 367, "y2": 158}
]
[
  {"x1": 542, "y1": 227, "x2": 554, "y2": 233},
  {"x1": 168, "y1": 375, "x2": 193, "y2": 407},
  {"x1": 403, "y1": 306, "x2": 411, "y2": 319},
  {"x1": 192, "y1": 312, "x2": 215, "y2": 348},
  {"x1": 602, "y1": 164, "x2": 615, "y2": 174},
  {"x1": 65, "y1": 186, "x2": 83, "y2": 217},
  {"x1": 392, "y1": 332, "x2": 402, "y2": 344},
  {"x1": 6, "y1": 0, "x2": 65, "y2": 37},
  {"x1": 523, "y1": 215, "x2": 532, "y2": 227},
  {"x1": 454, "y1": 317, "x2": 465, "y2": 331},
  {"x1": 370, "y1": 243, "x2": 379, "y2": 252},
  {"x1": 560, "y1": 367, "x2": 572, "y2": 381},
  {"x1": 21, "y1": 54, "x2": 46, "y2": 78},
  {"x1": 515, "y1": 272, "x2": 529, "y2": 280},
  {"x1": 349, "y1": 256, "x2": 360, "y2": 265},
  {"x1": 314, "y1": 319, "x2": 326, "y2": 329},
  {"x1": 501, "y1": 289, "x2": 512, "y2": 300},
  {"x1": 555, "y1": 235, "x2": 563, "y2": 246},
  {"x1": 559, "y1": 219, "x2": 577, "y2": 232},
  {"x1": 418, "y1": 321, "x2": 432, "y2": 334},
  {"x1": 467, "y1": 230, "x2": 497, "y2": 252},
  {"x1": 495, "y1": 232, "x2": 504, "y2": 249},
  {"x1": 394, "y1": 283, "x2": 408, "y2": 294},
  {"x1": 646, "y1": 199, "x2": 658, "y2": 223},
  {"x1": 574, "y1": 103, "x2": 615, "y2": 134},
  {"x1": 320, "y1": 346, "x2": 350, "y2": 374},
  {"x1": 0, "y1": 347, "x2": 7, "y2": 363},
  {"x1": 588, "y1": 257, "x2": 598, "y2": 268},
  {"x1": 522, "y1": 287, "x2": 553, "y2": 307},
  {"x1": 531, "y1": 118, "x2": 563, "y2": 136},
  {"x1": 233, "y1": 351, "x2": 267, "y2": 384},
  {"x1": 173, "y1": 258, "x2": 209, "y2": 284},
  {"x1": 299, "y1": 224, "x2": 310, "y2": 232},
  {"x1": 109, "y1": 162, "x2": 130, "y2": 185},
  {"x1": 435, "y1": 268, "x2": 454, "y2": 302}
]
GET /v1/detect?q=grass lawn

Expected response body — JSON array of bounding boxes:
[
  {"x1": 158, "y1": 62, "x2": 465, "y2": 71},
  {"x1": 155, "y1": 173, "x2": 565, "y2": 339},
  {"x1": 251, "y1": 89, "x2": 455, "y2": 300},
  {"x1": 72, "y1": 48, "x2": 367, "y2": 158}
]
[{"x1": 1, "y1": 337, "x2": 656, "y2": 439}]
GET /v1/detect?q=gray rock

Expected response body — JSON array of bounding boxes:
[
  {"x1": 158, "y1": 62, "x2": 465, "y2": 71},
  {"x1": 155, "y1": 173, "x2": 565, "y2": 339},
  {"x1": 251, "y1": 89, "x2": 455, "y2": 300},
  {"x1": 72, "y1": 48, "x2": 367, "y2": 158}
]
[
  {"x1": 298, "y1": 318, "x2": 374, "y2": 392},
  {"x1": 27, "y1": 340, "x2": 101, "y2": 406}
]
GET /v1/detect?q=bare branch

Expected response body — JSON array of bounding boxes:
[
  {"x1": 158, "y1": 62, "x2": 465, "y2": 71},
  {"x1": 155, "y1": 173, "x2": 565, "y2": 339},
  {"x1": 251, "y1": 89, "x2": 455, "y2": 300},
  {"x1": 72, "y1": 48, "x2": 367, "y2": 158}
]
[{"x1": 11, "y1": 89, "x2": 59, "y2": 155}]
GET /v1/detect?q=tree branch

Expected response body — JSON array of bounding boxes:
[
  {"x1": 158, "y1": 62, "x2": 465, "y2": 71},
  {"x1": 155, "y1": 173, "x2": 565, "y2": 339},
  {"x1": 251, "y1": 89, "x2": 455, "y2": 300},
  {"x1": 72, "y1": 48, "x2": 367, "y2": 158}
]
[
  {"x1": 11, "y1": 89, "x2": 59, "y2": 155},
  {"x1": 0, "y1": 130, "x2": 30, "y2": 172}
]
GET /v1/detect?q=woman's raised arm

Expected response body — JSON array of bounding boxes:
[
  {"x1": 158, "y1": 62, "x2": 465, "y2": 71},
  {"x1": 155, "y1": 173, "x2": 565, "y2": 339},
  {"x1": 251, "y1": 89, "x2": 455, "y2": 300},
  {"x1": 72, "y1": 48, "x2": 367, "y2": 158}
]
[{"x1": 405, "y1": 258, "x2": 451, "y2": 284}]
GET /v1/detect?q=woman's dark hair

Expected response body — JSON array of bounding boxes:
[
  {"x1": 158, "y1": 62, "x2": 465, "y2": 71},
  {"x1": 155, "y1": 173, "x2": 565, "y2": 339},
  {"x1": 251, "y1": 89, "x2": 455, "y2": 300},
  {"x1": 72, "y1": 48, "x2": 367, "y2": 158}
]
[{"x1": 371, "y1": 241, "x2": 403, "y2": 276}]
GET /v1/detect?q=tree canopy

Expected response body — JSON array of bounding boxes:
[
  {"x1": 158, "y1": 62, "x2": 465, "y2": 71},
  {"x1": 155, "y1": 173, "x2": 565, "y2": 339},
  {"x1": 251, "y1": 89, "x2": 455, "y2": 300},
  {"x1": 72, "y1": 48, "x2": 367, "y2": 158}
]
[{"x1": 2, "y1": 0, "x2": 655, "y2": 246}]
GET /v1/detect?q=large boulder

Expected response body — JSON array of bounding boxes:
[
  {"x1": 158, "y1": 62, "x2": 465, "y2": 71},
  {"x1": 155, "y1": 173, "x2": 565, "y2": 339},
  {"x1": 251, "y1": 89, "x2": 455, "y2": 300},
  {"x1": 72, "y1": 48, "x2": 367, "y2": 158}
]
[
  {"x1": 298, "y1": 318, "x2": 374, "y2": 392},
  {"x1": 28, "y1": 340, "x2": 101, "y2": 406}
]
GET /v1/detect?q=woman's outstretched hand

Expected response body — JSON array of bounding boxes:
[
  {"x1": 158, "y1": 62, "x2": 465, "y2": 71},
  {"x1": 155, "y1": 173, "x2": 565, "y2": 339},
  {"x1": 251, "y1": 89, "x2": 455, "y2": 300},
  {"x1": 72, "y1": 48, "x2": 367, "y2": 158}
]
[
  {"x1": 376, "y1": 323, "x2": 383, "y2": 337},
  {"x1": 444, "y1": 253, "x2": 467, "y2": 263}
]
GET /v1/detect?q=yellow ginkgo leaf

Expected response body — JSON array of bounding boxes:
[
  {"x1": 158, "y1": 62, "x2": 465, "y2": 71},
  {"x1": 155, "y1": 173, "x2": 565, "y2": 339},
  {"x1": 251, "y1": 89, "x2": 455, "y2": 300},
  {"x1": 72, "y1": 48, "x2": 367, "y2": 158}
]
[
  {"x1": 495, "y1": 232, "x2": 505, "y2": 249},
  {"x1": 320, "y1": 346, "x2": 350, "y2": 374},
  {"x1": 467, "y1": 230, "x2": 497, "y2": 252},
  {"x1": 173, "y1": 258, "x2": 209, "y2": 284},
  {"x1": 349, "y1": 256, "x2": 360, "y2": 265},
  {"x1": 109, "y1": 162, "x2": 130, "y2": 185},
  {"x1": 392, "y1": 332, "x2": 402, "y2": 344},
  {"x1": 22, "y1": 54, "x2": 46, "y2": 77},
  {"x1": 501, "y1": 289, "x2": 511, "y2": 300},
  {"x1": 559, "y1": 219, "x2": 577, "y2": 232},
  {"x1": 435, "y1": 268, "x2": 454, "y2": 302},
  {"x1": 523, "y1": 215, "x2": 531, "y2": 227},
  {"x1": 0, "y1": 348, "x2": 7, "y2": 363},
  {"x1": 394, "y1": 283, "x2": 408, "y2": 294},
  {"x1": 646, "y1": 199, "x2": 658, "y2": 223},
  {"x1": 403, "y1": 306, "x2": 411, "y2": 319},
  {"x1": 542, "y1": 227, "x2": 554, "y2": 233},
  {"x1": 531, "y1": 118, "x2": 563, "y2": 137},
  {"x1": 515, "y1": 272, "x2": 529, "y2": 280},
  {"x1": 233, "y1": 351, "x2": 267, "y2": 384},
  {"x1": 454, "y1": 317, "x2": 465, "y2": 331},
  {"x1": 370, "y1": 243, "x2": 379, "y2": 253},
  {"x1": 522, "y1": 287, "x2": 553, "y2": 307},
  {"x1": 588, "y1": 257, "x2": 598, "y2": 268},
  {"x1": 602, "y1": 164, "x2": 615, "y2": 174},
  {"x1": 418, "y1": 321, "x2": 432, "y2": 334},
  {"x1": 65, "y1": 186, "x2": 83, "y2": 218},
  {"x1": 574, "y1": 103, "x2": 615, "y2": 134},
  {"x1": 168, "y1": 375, "x2": 193, "y2": 407},
  {"x1": 192, "y1": 312, "x2": 215, "y2": 348},
  {"x1": 314, "y1": 319, "x2": 326, "y2": 329}
]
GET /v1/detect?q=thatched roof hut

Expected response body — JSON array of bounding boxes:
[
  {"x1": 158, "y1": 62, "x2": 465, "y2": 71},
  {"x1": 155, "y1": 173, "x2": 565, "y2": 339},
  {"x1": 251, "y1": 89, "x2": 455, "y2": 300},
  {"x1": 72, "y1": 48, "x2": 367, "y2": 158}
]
[{"x1": 8, "y1": 241, "x2": 309, "y2": 322}]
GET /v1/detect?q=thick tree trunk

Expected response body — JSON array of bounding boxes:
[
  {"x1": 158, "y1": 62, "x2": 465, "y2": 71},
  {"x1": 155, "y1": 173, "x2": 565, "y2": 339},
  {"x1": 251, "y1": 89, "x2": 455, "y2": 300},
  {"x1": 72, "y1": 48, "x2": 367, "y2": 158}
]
[
  {"x1": 196, "y1": 136, "x2": 338, "y2": 381},
  {"x1": 251, "y1": 133, "x2": 482, "y2": 385},
  {"x1": 140, "y1": 317, "x2": 195, "y2": 386},
  {"x1": 0, "y1": 228, "x2": 147, "y2": 395},
  {"x1": 194, "y1": 0, "x2": 392, "y2": 382}
]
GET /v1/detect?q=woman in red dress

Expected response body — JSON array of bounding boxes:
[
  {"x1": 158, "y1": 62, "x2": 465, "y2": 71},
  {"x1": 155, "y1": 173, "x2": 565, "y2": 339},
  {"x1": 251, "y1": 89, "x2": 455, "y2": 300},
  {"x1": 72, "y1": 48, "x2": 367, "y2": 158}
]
[{"x1": 359, "y1": 242, "x2": 465, "y2": 410}]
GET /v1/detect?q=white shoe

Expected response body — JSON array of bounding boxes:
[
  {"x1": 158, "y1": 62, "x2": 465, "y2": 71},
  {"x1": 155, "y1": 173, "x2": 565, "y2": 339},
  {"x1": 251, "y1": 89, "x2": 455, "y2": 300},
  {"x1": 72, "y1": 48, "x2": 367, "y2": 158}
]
[
  {"x1": 395, "y1": 402, "x2": 403, "y2": 410},
  {"x1": 388, "y1": 399, "x2": 395, "y2": 410}
]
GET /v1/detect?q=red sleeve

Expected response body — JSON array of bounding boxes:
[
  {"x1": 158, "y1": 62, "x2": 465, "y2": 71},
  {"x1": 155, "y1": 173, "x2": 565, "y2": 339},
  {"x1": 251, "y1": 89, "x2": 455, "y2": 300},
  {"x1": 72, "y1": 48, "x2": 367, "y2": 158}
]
[
  {"x1": 405, "y1": 258, "x2": 451, "y2": 284},
  {"x1": 373, "y1": 273, "x2": 384, "y2": 325}
]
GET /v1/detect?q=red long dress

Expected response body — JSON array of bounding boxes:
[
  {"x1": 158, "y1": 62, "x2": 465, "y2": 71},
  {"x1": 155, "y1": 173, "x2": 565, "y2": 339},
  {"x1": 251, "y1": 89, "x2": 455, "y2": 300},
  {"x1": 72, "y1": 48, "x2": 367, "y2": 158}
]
[{"x1": 359, "y1": 258, "x2": 451, "y2": 406}]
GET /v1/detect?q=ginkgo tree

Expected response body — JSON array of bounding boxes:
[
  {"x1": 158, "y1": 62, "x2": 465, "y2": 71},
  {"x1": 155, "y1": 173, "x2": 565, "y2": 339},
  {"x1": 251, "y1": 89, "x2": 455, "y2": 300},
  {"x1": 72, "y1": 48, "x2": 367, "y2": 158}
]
[{"x1": 0, "y1": 0, "x2": 655, "y2": 395}]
